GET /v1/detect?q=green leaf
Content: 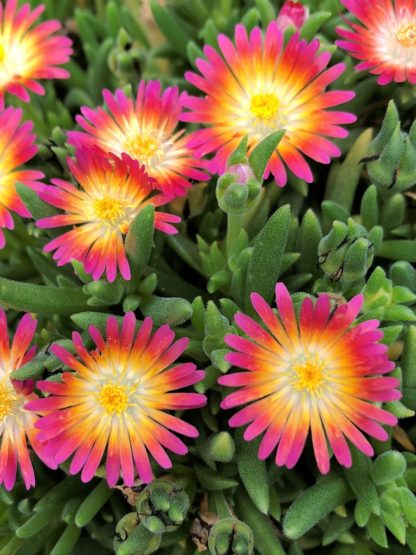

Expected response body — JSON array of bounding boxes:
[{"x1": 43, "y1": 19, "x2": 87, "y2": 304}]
[
  {"x1": 360, "y1": 185, "x2": 379, "y2": 230},
  {"x1": 235, "y1": 431, "x2": 269, "y2": 515},
  {"x1": 227, "y1": 135, "x2": 249, "y2": 166},
  {"x1": 150, "y1": 0, "x2": 193, "y2": 56},
  {"x1": 246, "y1": 204, "x2": 291, "y2": 307},
  {"x1": 367, "y1": 515, "x2": 388, "y2": 548},
  {"x1": 344, "y1": 448, "x2": 380, "y2": 515},
  {"x1": 325, "y1": 128, "x2": 373, "y2": 212},
  {"x1": 140, "y1": 296, "x2": 193, "y2": 327},
  {"x1": 11, "y1": 353, "x2": 50, "y2": 381},
  {"x1": 125, "y1": 205, "x2": 155, "y2": 280},
  {"x1": 235, "y1": 489, "x2": 286, "y2": 555},
  {"x1": 249, "y1": 131, "x2": 285, "y2": 182},
  {"x1": 50, "y1": 524, "x2": 82, "y2": 555},
  {"x1": 403, "y1": 326, "x2": 416, "y2": 387},
  {"x1": 296, "y1": 209, "x2": 322, "y2": 278},
  {"x1": 15, "y1": 183, "x2": 58, "y2": 220},
  {"x1": 194, "y1": 465, "x2": 239, "y2": 491},
  {"x1": 377, "y1": 240, "x2": 416, "y2": 262},
  {"x1": 0, "y1": 277, "x2": 90, "y2": 316},
  {"x1": 75, "y1": 480, "x2": 113, "y2": 527},
  {"x1": 301, "y1": 11, "x2": 331, "y2": 40},
  {"x1": 371, "y1": 451, "x2": 407, "y2": 485},
  {"x1": 283, "y1": 477, "x2": 353, "y2": 540}
]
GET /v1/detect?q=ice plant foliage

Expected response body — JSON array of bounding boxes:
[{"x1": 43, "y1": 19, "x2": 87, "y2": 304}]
[
  {"x1": 183, "y1": 22, "x2": 356, "y2": 186},
  {"x1": 35, "y1": 149, "x2": 180, "y2": 282},
  {"x1": 68, "y1": 80, "x2": 208, "y2": 198},
  {"x1": 276, "y1": 0, "x2": 309, "y2": 32},
  {"x1": 0, "y1": 310, "x2": 54, "y2": 490},
  {"x1": 0, "y1": 0, "x2": 72, "y2": 109},
  {"x1": 219, "y1": 283, "x2": 400, "y2": 474},
  {"x1": 0, "y1": 107, "x2": 44, "y2": 249},
  {"x1": 28, "y1": 313, "x2": 206, "y2": 486},
  {"x1": 336, "y1": 0, "x2": 416, "y2": 85}
]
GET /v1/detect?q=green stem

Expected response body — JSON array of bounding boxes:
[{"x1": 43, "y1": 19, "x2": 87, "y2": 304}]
[
  {"x1": 0, "y1": 277, "x2": 91, "y2": 316},
  {"x1": 226, "y1": 213, "x2": 243, "y2": 259}
]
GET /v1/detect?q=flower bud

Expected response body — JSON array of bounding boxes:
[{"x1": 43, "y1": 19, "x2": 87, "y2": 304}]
[
  {"x1": 208, "y1": 518, "x2": 254, "y2": 555},
  {"x1": 276, "y1": 1, "x2": 309, "y2": 32},
  {"x1": 366, "y1": 101, "x2": 416, "y2": 192},
  {"x1": 216, "y1": 164, "x2": 261, "y2": 215},
  {"x1": 136, "y1": 480, "x2": 190, "y2": 533},
  {"x1": 318, "y1": 219, "x2": 374, "y2": 283},
  {"x1": 206, "y1": 432, "x2": 236, "y2": 463}
]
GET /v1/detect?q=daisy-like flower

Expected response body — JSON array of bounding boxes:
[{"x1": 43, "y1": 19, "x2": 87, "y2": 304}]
[
  {"x1": 68, "y1": 80, "x2": 208, "y2": 198},
  {"x1": 0, "y1": 0, "x2": 72, "y2": 109},
  {"x1": 219, "y1": 283, "x2": 400, "y2": 473},
  {"x1": 27, "y1": 313, "x2": 206, "y2": 486},
  {"x1": 0, "y1": 107, "x2": 44, "y2": 249},
  {"x1": 276, "y1": 0, "x2": 309, "y2": 32},
  {"x1": 35, "y1": 148, "x2": 181, "y2": 282},
  {"x1": 336, "y1": 0, "x2": 416, "y2": 85},
  {"x1": 0, "y1": 309, "x2": 55, "y2": 490},
  {"x1": 182, "y1": 22, "x2": 356, "y2": 186}
]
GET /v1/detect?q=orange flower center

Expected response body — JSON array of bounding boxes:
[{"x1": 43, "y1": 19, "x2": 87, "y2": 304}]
[
  {"x1": 292, "y1": 356, "x2": 325, "y2": 393},
  {"x1": 0, "y1": 379, "x2": 15, "y2": 420},
  {"x1": 250, "y1": 93, "x2": 280, "y2": 121},
  {"x1": 99, "y1": 383, "x2": 129, "y2": 414},
  {"x1": 93, "y1": 197, "x2": 125, "y2": 223},
  {"x1": 123, "y1": 133, "x2": 163, "y2": 165},
  {"x1": 396, "y1": 22, "x2": 416, "y2": 47}
]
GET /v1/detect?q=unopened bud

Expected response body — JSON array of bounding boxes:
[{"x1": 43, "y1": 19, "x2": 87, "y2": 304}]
[
  {"x1": 208, "y1": 518, "x2": 254, "y2": 555},
  {"x1": 276, "y1": 0, "x2": 309, "y2": 31},
  {"x1": 136, "y1": 480, "x2": 190, "y2": 533},
  {"x1": 216, "y1": 164, "x2": 260, "y2": 215},
  {"x1": 318, "y1": 219, "x2": 374, "y2": 283}
]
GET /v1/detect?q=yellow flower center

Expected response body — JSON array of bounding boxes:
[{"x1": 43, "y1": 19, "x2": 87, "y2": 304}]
[
  {"x1": 396, "y1": 22, "x2": 416, "y2": 47},
  {"x1": 250, "y1": 93, "x2": 280, "y2": 121},
  {"x1": 123, "y1": 133, "x2": 163, "y2": 164},
  {"x1": 292, "y1": 356, "x2": 325, "y2": 393},
  {"x1": 93, "y1": 197, "x2": 125, "y2": 224},
  {"x1": 99, "y1": 383, "x2": 129, "y2": 414},
  {"x1": 0, "y1": 380, "x2": 15, "y2": 420},
  {"x1": 0, "y1": 44, "x2": 5, "y2": 64}
]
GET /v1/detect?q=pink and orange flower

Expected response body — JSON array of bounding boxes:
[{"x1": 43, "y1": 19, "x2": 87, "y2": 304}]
[
  {"x1": 0, "y1": 0, "x2": 72, "y2": 109},
  {"x1": 336, "y1": 0, "x2": 416, "y2": 85},
  {"x1": 35, "y1": 149, "x2": 181, "y2": 282},
  {"x1": 68, "y1": 80, "x2": 208, "y2": 198},
  {"x1": 27, "y1": 313, "x2": 206, "y2": 486},
  {"x1": 0, "y1": 107, "x2": 44, "y2": 249},
  {"x1": 182, "y1": 22, "x2": 356, "y2": 187},
  {"x1": 219, "y1": 283, "x2": 400, "y2": 474},
  {"x1": 0, "y1": 310, "x2": 55, "y2": 490}
]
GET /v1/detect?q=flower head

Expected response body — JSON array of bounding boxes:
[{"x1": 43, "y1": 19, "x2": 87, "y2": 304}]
[
  {"x1": 27, "y1": 313, "x2": 206, "y2": 486},
  {"x1": 336, "y1": 0, "x2": 416, "y2": 85},
  {"x1": 0, "y1": 310, "x2": 54, "y2": 490},
  {"x1": 0, "y1": 107, "x2": 44, "y2": 248},
  {"x1": 0, "y1": 0, "x2": 72, "y2": 109},
  {"x1": 276, "y1": 1, "x2": 309, "y2": 32},
  {"x1": 68, "y1": 81, "x2": 208, "y2": 198},
  {"x1": 219, "y1": 283, "x2": 400, "y2": 474},
  {"x1": 182, "y1": 22, "x2": 356, "y2": 186},
  {"x1": 35, "y1": 148, "x2": 181, "y2": 282}
]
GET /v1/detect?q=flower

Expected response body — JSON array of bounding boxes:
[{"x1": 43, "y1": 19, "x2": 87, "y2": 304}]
[
  {"x1": 0, "y1": 107, "x2": 44, "y2": 249},
  {"x1": 336, "y1": 0, "x2": 416, "y2": 85},
  {"x1": 219, "y1": 283, "x2": 400, "y2": 474},
  {"x1": 182, "y1": 22, "x2": 356, "y2": 187},
  {"x1": 27, "y1": 313, "x2": 206, "y2": 486},
  {"x1": 0, "y1": 310, "x2": 55, "y2": 490},
  {"x1": 276, "y1": 1, "x2": 309, "y2": 32},
  {"x1": 68, "y1": 81, "x2": 208, "y2": 198},
  {"x1": 0, "y1": 0, "x2": 72, "y2": 109},
  {"x1": 35, "y1": 148, "x2": 181, "y2": 282}
]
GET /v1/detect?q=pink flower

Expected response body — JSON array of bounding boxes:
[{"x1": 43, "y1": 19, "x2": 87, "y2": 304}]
[
  {"x1": 219, "y1": 283, "x2": 400, "y2": 474},
  {"x1": 276, "y1": 1, "x2": 309, "y2": 32},
  {"x1": 27, "y1": 313, "x2": 206, "y2": 486}
]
